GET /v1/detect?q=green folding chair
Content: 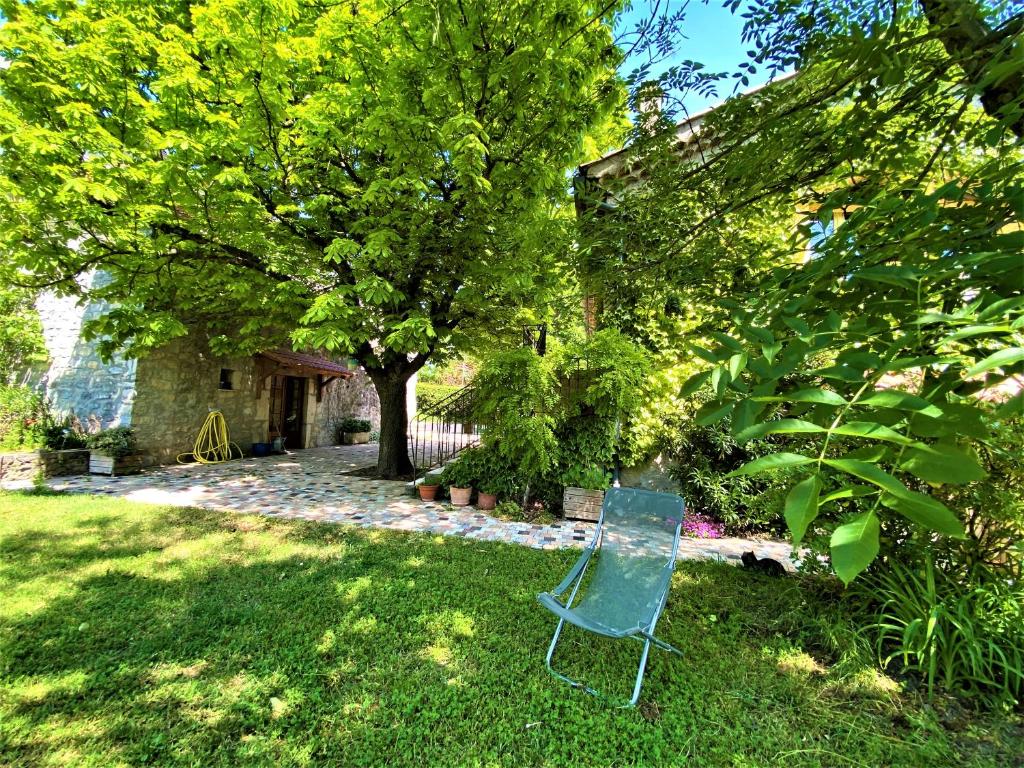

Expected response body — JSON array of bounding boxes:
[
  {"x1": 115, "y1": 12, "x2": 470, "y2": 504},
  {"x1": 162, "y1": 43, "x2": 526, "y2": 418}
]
[{"x1": 538, "y1": 487, "x2": 685, "y2": 707}]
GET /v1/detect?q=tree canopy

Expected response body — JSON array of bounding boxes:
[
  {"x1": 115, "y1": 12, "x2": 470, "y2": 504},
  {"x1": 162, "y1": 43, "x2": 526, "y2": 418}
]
[
  {"x1": 582, "y1": 0, "x2": 1023, "y2": 582},
  {"x1": 0, "y1": 0, "x2": 625, "y2": 475}
]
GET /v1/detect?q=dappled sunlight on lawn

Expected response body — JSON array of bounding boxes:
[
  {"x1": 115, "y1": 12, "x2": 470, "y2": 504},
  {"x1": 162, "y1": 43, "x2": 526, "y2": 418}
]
[{"x1": 1, "y1": 490, "x2": 1020, "y2": 767}]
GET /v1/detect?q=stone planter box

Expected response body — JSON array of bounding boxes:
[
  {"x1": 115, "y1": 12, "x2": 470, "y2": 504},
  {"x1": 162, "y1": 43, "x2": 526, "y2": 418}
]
[
  {"x1": 90, "y1": 452, "x2": 146, "y2": 476},
  {"x1": 563, "y1": 487, "x2": 605, "y2": 522},
  {"x1": 0, "y1": 449, "x2": 89, "y2": 483},
  {"x1": 341, "y1": 431, "x2": 371, "y2": 445}
]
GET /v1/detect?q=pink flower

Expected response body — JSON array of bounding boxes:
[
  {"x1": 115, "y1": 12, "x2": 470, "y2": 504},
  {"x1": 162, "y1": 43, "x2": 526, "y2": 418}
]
[{"x1": 683, "y1": 513, "x2": 724, "y2": 539}]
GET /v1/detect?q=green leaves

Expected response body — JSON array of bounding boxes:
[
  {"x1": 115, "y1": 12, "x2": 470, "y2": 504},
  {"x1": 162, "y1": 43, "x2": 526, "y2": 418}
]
[
  {"x1": 965, "y1": 347, "x2": 1024, "y2": 377},
  {"x1": 830, "y1": 512, "x2": 880, "y2": 585},
  {"x1": 879, "y1": 492, "x2": 965, "y2": 538},
  {"x1": 735, "y1": 418, "x2": 824, "y2": 441},
  {"x1": 726, "y1": 452, "x2": 815, "y2": 477},
  {"x1": 900, "y1": 444, "x2": 987, "y2": 485},
  {"x1": 824, "y1": 457, "x2": 964, "y2": 537},
  {"x1": 784, "y1": 474, "x2": 821, "y2": 546}
]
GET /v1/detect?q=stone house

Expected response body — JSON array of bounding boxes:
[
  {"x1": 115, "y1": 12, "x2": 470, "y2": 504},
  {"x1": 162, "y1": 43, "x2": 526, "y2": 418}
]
[{"x1": 23, "y1": 278, "x2": 403, "y2": 464}]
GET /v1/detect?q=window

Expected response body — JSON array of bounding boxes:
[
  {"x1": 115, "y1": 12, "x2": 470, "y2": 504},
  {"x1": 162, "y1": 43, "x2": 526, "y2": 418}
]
[{"x1": 219, "y1": 368, "x2": 235, "y2": 391}]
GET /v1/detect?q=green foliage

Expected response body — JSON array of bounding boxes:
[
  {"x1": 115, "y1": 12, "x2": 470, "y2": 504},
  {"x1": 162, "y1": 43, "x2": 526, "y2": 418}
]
[
  {"x1": 559, "y1": 464, "x2": 611, "y2": 491},
  {"x1": 473, "y1": 349, "x2": 560, "y2": 483},
  {"x1": 664, "y1": 407, "x2": 816, "y2": 534},
  {"x1": 0, "y1": 286, "x2": 47, "y2": 384},
  {"x1": 0, "y1": 385, "x2": 46, "y2": 451},
  {"x1": 338, "y1": 418, "x2": 371, "y2": 435},
  {"x1": 583, "y1": 0, "x2": 1024, "y2": 582},
  {"x1": 858, "y1": 558, "x2": 1024, "y2": 709},
  {"x1": 415, "y1": 382, "x2": 462, "y2": 414},
  {"x1": 40, "y1": 415, "x2": 88, "y2": 452},
  {"x1": 474, "y1": 444, "x2": 523, "y2": 498},
  {"x1": 561, "y1": 328, "x2": 652, "y2": 419},
  {"x1": 0, "y1": 0, "x2": 626, "y2": 476},
  {"x1": 2, "y1": 491, "x2": 1021, "y2": 766},
  {"x1": 439, "y1": 446, "x2": 485, "y2": 489},
  {"x1": 85, "y1": 427, "x2": 137, "y2": 459}
]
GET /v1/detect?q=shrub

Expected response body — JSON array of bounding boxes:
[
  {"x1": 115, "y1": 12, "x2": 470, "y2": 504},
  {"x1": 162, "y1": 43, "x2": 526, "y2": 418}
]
[
  {"x1": 0, "y1": 384, "x2": 46, "y2": 450},
  {"x1": 415, "y1": 382, "x2": 462, "y2": 414},
  {"x1": 662, "y1": 407, "x2": 817, "y2": 535},
  {"x1": 440, "y1": 446, "x2": 483, "y2": 489},
  {"x1": 858, "y1": 558, "x2": 1024, "y2": 709},
  {"x1": 42, "y1": 415, "x2": 88, "y2": 451},
  {"x1": 475, "y1": 444, "x2": 522, "y2": 498},
  {"x1": 560, "y1": 463, "x2": 611, "y2": 491},
  {"x1": 338, "y1": 417, "x2": 371, "y2": 434},
  {"x1": 86, "y1": 427, "x2": 137, "y2": 458},
  {"x1": 682, "y1": 512, "x2": 725, "y2": 539}
]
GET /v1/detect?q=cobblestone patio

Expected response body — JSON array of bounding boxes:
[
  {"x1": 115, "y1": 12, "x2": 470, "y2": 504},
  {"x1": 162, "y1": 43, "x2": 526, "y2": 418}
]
[{"x1": 8, "y1": 445, "x2": 796, "y2": 567}]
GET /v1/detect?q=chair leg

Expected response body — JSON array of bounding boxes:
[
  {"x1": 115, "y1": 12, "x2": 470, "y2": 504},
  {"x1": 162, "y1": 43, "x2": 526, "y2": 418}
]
[
  {"x1": 627, "y1": 637, "x2": 653, "y2": 707},
  {"x1": 546, "y1": 621, "x2": 659, "y2": 709},
  {"x1": 545, "y1": 618, "x2": 606, "y2": 699},
  {"x1": 646, "y1": 634, "x2": 684, "y2": 657}
]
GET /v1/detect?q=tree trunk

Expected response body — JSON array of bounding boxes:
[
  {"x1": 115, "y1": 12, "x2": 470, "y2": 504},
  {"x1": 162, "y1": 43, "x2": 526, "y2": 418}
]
[
  {"x1": 918, "y1": 0, "x2": 1024, "y2": 139},
  {"x1": 370, "y1": 370, "x2": 414, "y2": 479}
]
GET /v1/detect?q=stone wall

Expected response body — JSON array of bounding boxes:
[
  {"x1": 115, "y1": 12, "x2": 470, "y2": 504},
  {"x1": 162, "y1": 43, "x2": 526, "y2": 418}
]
[
  {"x1": 0, "y1": 449, "x2": 89, "y2": 482},
  {"x1": 310, "y1": 368, "x2": 381, "y2": 447},
  {"x1": 25, "y1": 276, "x2": 137, "y2": 428},
  {"x1": 132, "y1": 336, "x2": 271, "y2": 464}
]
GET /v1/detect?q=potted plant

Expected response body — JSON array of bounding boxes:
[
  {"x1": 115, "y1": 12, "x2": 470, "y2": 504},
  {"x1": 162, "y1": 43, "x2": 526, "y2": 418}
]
[
  {"x1": 475, "y1": 446, "x2": 519, "y2": 511},
  {"x1": 338, "y1": 417, "x2": 372, "y2": 445},
  {"x1": 87, "y1": 427, "x2": 145, "y2": 476},
  {"x1": 417, "y1": 470, "x2": 443, "y2": 502},
  {"x1": 561, "y1": 464, "x2": 611, "y2": 521},
  {"x1": 440, "y1": 448, "x2": 480, "y2": 507}
]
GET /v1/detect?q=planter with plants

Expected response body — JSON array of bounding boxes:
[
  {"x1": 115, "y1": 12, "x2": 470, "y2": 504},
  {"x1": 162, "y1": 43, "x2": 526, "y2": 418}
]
[
  {"x1": 475, "y1": 446, "x2": 520, "y2": 511},
  {"x1": 338, "y1": 417, "x2": 372, "y2": 445},
  {"x1": 417, "y1": 470, "x2": 444, "y2": 502},
  {"x1": 561, "y1": 464, "x2": 611, "y2": 521},
  {"x1": 440, "y1": 448, "x2": 481, "y2": 507},
  {"x1": 87, "y1": 427, "x2": 145, "y2": 476}
]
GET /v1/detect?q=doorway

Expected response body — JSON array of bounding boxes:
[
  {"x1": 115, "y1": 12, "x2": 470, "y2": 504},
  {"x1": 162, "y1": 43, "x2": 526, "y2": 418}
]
[{"x1": 269, "y1": 375, "x2": 307, "y2": 450}]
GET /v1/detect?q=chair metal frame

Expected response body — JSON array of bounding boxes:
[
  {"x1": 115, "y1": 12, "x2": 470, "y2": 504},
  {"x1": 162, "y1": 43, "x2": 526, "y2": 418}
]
[{"x1": 539, "y1": 488, "x2": 685, "y2": 707}]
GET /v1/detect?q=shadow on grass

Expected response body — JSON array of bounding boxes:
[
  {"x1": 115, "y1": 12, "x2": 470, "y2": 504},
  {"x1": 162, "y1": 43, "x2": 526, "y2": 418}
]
[{"x1": 1, "y1": 493, "x2": 1018, "y2": 767}]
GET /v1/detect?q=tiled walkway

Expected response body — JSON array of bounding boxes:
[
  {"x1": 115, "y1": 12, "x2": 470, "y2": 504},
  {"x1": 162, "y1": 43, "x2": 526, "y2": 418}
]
[{"x1": 12, "y1": 446, "x2": 795, "y2": 567}]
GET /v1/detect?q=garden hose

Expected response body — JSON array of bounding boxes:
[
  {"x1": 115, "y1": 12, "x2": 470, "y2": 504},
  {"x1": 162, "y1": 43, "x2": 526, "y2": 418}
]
[{"x1": 177, "y1": 409, "x2": 241, "y2": 464}]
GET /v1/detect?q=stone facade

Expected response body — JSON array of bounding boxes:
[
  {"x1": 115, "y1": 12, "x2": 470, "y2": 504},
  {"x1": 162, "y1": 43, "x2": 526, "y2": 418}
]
[
  {"x1": 25, "y1": 285, "x2": 406, "y2": 465},
  {"x1": 26, "y1": 277, "x2": 136, "y2": 429},
  {"x1": 0, "y1": 449, "x2": 90, "y2": 482},
  {"x1": 131, "y1": 335, "x2": 387, "y2": 463},
  {"x1": 312, "y1": 367, "x2": 382, "y2": 447},
  {"x1": 132, "y1": 337, "x2": 272, "y2": 463}
]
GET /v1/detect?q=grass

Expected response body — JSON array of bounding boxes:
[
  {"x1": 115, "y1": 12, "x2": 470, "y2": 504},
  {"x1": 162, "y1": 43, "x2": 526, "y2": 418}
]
[{"x1": 1, "y1": 491, "x2": 1020, "y2": 767}]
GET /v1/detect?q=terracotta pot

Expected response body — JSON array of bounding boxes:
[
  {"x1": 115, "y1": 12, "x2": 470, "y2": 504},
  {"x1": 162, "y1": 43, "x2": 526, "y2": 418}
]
[
  {"x1": 418, "y1": 484, "x2": 440, "y2": 502},
  {"x1": 449, "y1": 486, "x2": 472, "y2": 507},
  {"x1": 477, "y1": 491, "x2": 497, "y2": 511}
]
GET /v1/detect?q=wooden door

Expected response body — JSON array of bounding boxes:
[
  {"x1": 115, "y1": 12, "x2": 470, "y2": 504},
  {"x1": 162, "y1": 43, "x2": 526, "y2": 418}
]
[{"x1": 282, "y1": 376, "x2": 306, "y2": 449}]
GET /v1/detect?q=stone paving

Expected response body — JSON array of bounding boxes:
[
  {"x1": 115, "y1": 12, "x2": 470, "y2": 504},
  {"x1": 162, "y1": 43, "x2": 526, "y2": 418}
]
[{"x1": 5, "y1": 445, "x2": 796, "y2": 567}]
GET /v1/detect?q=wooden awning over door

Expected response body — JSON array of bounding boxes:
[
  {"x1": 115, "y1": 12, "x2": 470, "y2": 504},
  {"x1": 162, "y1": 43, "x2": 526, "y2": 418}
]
[{"x1": 255, "y1": 349, "x2": 355, "y2": 401}]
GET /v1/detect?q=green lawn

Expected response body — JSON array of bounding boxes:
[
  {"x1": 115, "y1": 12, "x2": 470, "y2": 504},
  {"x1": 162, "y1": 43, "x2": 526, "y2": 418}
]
[{"x1": 1, "y1": 492, "x2": 1020, "y2": 767}]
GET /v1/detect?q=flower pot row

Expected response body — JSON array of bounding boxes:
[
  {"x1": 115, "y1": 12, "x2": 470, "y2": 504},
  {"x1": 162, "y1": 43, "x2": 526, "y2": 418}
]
[{"x1": 416, "y1": 482, "x2": 497, "y2": 510}]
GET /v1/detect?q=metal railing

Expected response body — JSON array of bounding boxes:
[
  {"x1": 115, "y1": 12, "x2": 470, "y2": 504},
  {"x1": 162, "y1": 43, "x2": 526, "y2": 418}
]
[{"x1": 410, "y1": 383, "x2": 481, "y2": 473}]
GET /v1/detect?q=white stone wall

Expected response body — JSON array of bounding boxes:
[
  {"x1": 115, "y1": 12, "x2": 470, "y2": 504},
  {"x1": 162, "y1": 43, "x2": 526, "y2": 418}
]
[{"x1": 27, "y1": 277, "x2": 137, "y2": 428}]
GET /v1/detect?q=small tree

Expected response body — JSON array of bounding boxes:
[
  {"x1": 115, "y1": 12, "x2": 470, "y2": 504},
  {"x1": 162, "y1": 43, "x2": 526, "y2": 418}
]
[{"x1": 0, "y1": 286, "x2": 47, "y2": 383}]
